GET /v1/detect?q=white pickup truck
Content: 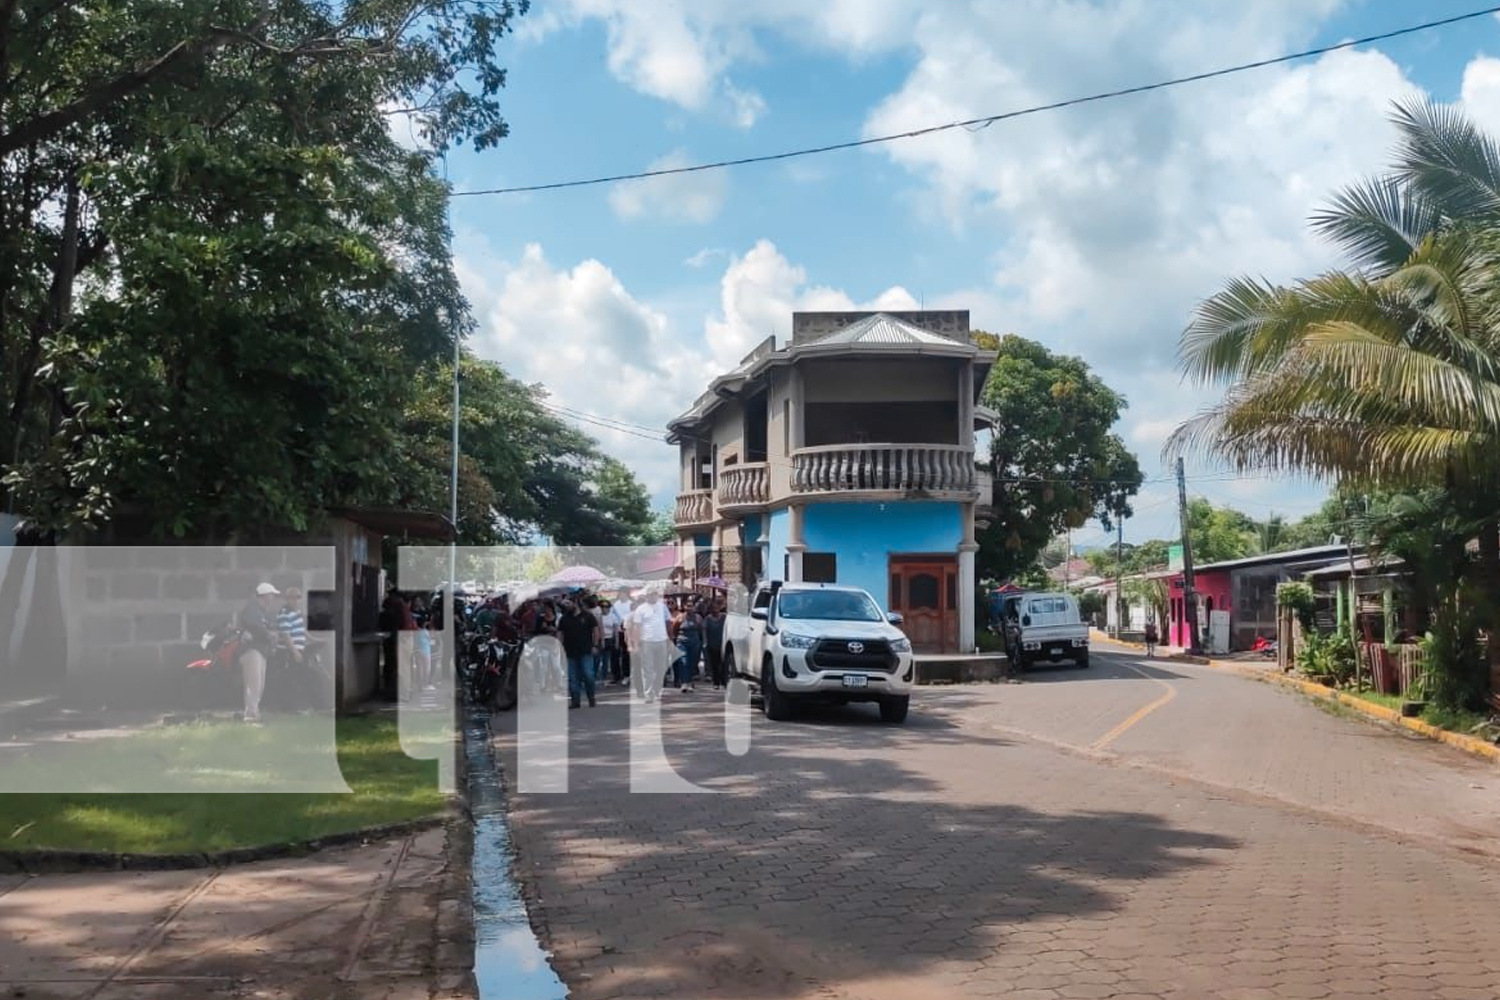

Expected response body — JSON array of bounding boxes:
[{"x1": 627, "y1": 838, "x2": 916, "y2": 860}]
[
  {"x1": 1000, "y1": 591, "x2": 1090, "y2": 669},
  {"x1": 723, "y1": 581, "x2": 916, "y2": 723}
]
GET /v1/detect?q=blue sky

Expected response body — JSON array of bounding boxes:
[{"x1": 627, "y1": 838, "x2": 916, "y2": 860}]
[{"x1": 416, "y1": 0, "x2": 1500, "y2": 550}]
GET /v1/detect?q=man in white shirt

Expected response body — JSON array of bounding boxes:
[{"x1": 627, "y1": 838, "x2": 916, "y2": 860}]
[{"x1": 627, "y1": 586, "x2": 673, "y2": 703}]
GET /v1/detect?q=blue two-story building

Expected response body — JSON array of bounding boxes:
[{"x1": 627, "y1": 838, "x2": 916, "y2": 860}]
[{"x1": 666, "y1": 310, "x2": 997, "y2": 653}]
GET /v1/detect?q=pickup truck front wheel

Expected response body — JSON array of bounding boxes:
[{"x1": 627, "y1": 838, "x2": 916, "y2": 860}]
[
  {"x1": 761, "y1": 662, "x2": 795, "y2": 721},
  {"x1": 879, "y1": 695, "x2": 909, "y2": 724}
]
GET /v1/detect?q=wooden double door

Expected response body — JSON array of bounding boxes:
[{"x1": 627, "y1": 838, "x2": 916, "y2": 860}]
[{"x1": 888, "y1": 555, "x2": 959, "y2": 654}]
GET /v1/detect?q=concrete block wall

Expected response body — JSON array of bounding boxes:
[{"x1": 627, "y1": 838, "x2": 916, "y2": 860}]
[{"x1": 62, "y1": 546, "x2": 336, "y2": 705}]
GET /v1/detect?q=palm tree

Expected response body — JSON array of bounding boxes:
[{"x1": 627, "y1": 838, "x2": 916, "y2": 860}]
[
  {"x1": 1170, "y1": 98, "x2": 1500, "y2": 709},
  {"x1": 1172, "y1": 99, "x2": 1500, "y2": 483}
]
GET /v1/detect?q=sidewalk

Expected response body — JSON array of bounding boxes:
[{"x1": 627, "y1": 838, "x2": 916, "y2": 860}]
[
  {"x1": 1091, "y1": 629, "x2": 1500, "y2": 764},
  {"x1": 0, "y1": 824, "x2": 475, "y2": 1000}
]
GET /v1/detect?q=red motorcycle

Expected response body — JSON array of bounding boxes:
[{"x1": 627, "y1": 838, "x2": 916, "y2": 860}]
[{"x1": 1252, "y1": 635, "x2": 1278, "y2": 657}]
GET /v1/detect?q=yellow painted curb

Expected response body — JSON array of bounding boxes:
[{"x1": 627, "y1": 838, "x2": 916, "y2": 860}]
[{"x1": 1091, "y1": 632, "x2": 1500, "y2": 765}]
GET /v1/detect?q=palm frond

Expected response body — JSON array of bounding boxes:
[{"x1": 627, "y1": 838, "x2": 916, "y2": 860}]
[
  {"x1": 1177, "y1": 272, "x2": 1387, "y2": 384},
  {"x1": 1176, "y1": 276, "x2": 1290, "y2": 383},
  {"x1": 1390, "y1": 96, "x2": 1500, "y2": 223},
  {"x1": 1214, "y1": 412, "x2": 1488, "y2": 484},
  {"x1": 1294, "y1": 323, "x2": 1500, "y2": 435},
  {"x1": 1311, "y1": 175, "x2": 1442, "y2": 271}
]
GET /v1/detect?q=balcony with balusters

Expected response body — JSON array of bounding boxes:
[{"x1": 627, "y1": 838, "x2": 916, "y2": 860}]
[
  {"x1": 716, "y1": 462, "x2": 771, "y2": 512},
  {"x1": 790, "y1": 444, "x2": 980, "y2": 498},
  {"x1": 673, "y1": 488, "x2": 716, "y2": 529}
]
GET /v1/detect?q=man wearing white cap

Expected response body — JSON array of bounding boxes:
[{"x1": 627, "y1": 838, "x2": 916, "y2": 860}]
[{"x1": 238, "y1": 582, "x2": 280, "y2": 723}]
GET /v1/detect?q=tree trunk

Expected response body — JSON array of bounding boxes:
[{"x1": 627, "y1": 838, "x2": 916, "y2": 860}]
[{"x1": 6, "y1": 170, "x2": 79, "y2": 470}]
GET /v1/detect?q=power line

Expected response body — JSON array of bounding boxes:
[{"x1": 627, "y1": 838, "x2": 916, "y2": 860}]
[
  {"x1": 449, "y1": 6, "x2": 1500, "y2": 199},
  {"x1": 541, "y1": 404, "x2": 667, "y2": 443},
  {"x1": 545, "y1": 402, "x2": 667, "y2": 437}
]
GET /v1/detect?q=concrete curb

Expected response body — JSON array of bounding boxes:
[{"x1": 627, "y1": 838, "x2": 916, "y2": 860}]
[
  {"x1": 0, "y1": 806, "x2": 460, "y2": 875},
  {"x1": 1091, "y1": 633, "x2": 1500, "y2": 766}
]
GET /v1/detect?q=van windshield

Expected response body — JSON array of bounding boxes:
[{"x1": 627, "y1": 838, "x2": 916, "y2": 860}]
[{"x1": 777, "y1": 590, "x2": 883, "y2": 622}]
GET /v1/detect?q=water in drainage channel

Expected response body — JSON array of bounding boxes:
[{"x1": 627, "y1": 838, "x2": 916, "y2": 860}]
[{"x1": 465, "y1": 709, "x2": 569, "y2": 1000}]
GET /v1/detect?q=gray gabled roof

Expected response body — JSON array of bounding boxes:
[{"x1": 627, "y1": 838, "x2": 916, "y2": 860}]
[{"x1": 806, "y1": 312, "x2": 961, "y2": 347}]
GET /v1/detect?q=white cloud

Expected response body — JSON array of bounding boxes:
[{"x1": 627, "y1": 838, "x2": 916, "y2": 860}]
[
  {"x1": 684, "y1": 247, "x2": 728, "y2": 268},
  {"x1": 528, "y1": 0, "x2": 928, "y2": 113},
  {"x1": 703, "y1": 239, "x2": 918, "y2": 371},
  {"x1": 608, "y1": 149, "x2": 727, "y2": 223},
  {"x1": 1460, "y1": 56, "x2": 1500, "y2": 139},
  {"x1": 724, "y1": 78, "x2": 767, "y2": 128},
  {"x1": 454, "y1": 235, "x2": 719, "y2": 501}
]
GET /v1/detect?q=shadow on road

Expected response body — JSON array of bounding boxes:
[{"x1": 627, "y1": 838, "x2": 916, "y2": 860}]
[{"x1": 491, "y1": 689, "x2": 1241, "y2": 998}]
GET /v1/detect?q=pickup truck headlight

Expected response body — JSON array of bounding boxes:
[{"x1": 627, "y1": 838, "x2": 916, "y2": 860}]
[
  {"x1": 1022, "y1": 640, "x2": 1041, "y2": 651},
  {"x1": 1071, "y1": 638, "x2": 1088, "y2": 647},
  {"x1": 779, "y1": 632, "x2": 817, "y2": 650},
  {"x1": 889, "y1": 636, "x2": 911, "y2": 653}
]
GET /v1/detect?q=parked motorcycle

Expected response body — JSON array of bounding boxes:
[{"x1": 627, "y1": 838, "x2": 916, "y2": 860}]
[{"x1": 467, "y1": 637, "x2": 520, "y2": 711}]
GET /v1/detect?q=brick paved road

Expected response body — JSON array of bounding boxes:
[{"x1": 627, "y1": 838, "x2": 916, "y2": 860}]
[{"x1": 494, "y1": 652, "x2": 1500, "y2": 1000}]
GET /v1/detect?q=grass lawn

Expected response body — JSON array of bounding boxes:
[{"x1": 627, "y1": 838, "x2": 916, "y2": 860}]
[
  {"x1": 1345, "y1": 689, "x2": 1491, "y2": 736},
  {"x1": 0, "y1": 715, "x2": 449, "y2": 855},
  {"x1": 1347, "y1": 689, "x2": 1404, "y2": 712}
]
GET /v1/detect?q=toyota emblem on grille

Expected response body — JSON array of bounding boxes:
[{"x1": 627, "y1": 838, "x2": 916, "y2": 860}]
[{"x1": 847, "y1": 641, "x2": 865, "y2": 654}]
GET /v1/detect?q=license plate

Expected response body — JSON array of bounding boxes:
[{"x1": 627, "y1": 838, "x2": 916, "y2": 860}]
[
  {"x1": 842, "y1": 674, "x2": 868, "y2": 689},
  {"x1": 1049, "y1": 647, "x2": 1063, "y2": 657}
]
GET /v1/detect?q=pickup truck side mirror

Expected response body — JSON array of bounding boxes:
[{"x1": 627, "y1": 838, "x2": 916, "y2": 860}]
[
  {"x1": 886, "y1": 612, "x2": 904, "y2": 626},
  {"x1": 1021, "y1": 614, "x2": 1031, "y2": 627},
  {"x1": 750, "y1": 607, "x2": 768, "y2": 621}
]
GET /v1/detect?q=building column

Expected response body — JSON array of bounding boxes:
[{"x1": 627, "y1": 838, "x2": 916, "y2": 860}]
[
  {"x1": 958, "y1": 501, "x2": 978, "y2": 652},
  {"x1": 786, "y1": 503, "x2": 806, "y2": 582},
  {"x1": 958, "y1": 360, "x2": 974, "y2": 448}
]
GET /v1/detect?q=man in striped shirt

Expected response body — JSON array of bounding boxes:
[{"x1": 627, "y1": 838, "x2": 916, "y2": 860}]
[{"x1": 277, "y1": 586, "x2": 308, "y2": 665}]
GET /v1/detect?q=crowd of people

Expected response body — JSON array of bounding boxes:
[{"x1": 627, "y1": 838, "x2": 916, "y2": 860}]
[
  {"x1": 224, "y1": 578, "x2": 733, "y2": 722},
  {"x1": 453, "y1": 584, "x2": 729, "y2": 708}
]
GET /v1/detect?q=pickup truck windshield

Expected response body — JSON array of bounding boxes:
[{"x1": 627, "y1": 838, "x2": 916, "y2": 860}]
[{"x1": 777, "y1": 591, "x2": 883, "y2": 622}]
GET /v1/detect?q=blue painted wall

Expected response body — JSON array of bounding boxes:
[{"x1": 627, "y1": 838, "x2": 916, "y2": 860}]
[
  {"x1": 766, "y1": 508, "x2": 790, "y2": 581},
  {"x1": 803, "y1": 501, "x2": 962, "y2": 612}
]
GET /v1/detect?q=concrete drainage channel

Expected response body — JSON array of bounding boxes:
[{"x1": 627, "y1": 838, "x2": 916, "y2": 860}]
[{"x1": 464, "y1": 708, "x2": 569, "y2": 1000}]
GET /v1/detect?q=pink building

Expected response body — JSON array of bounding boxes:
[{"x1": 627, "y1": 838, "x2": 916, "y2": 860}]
[
  {"x1": 1167, "y1": 569, "x2": 1231, "y2": 649},
  {"x1": 1166, "y1": 545, "x2": 1349, "y2": 651}
]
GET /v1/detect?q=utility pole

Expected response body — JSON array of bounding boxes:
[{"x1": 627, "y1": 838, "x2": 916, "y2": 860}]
[
  {"x1": 1116, "y1": 515, "x2": 1125, "y2": 636},
  {"x1": 1176, "y1": 457, "x2": 1202, "y2": 655},
  {"x1": 1065, "y1": 529, "x2": 1072, "y2": 587},
  {"x1": 448, "y1": 335, "x2": 461, "y2": 651}
]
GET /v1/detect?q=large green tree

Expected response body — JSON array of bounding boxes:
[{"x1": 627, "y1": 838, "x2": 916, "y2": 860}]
[
  {"x1": 400, "y1": 357, "x2": 660, "y2": 546},
  {"x1": 1186, "y1": 497, "x2": 1257, "y2": 564},
  {"x1": 975, "y1": 332, "x2": 1143, "y2": 583},
  {"x1": 1172, "y1": 98, "x2": 1500, "y2": 709},
  {"x1": 0, "y1": 0, "x2": 528, "y2": 535}
]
